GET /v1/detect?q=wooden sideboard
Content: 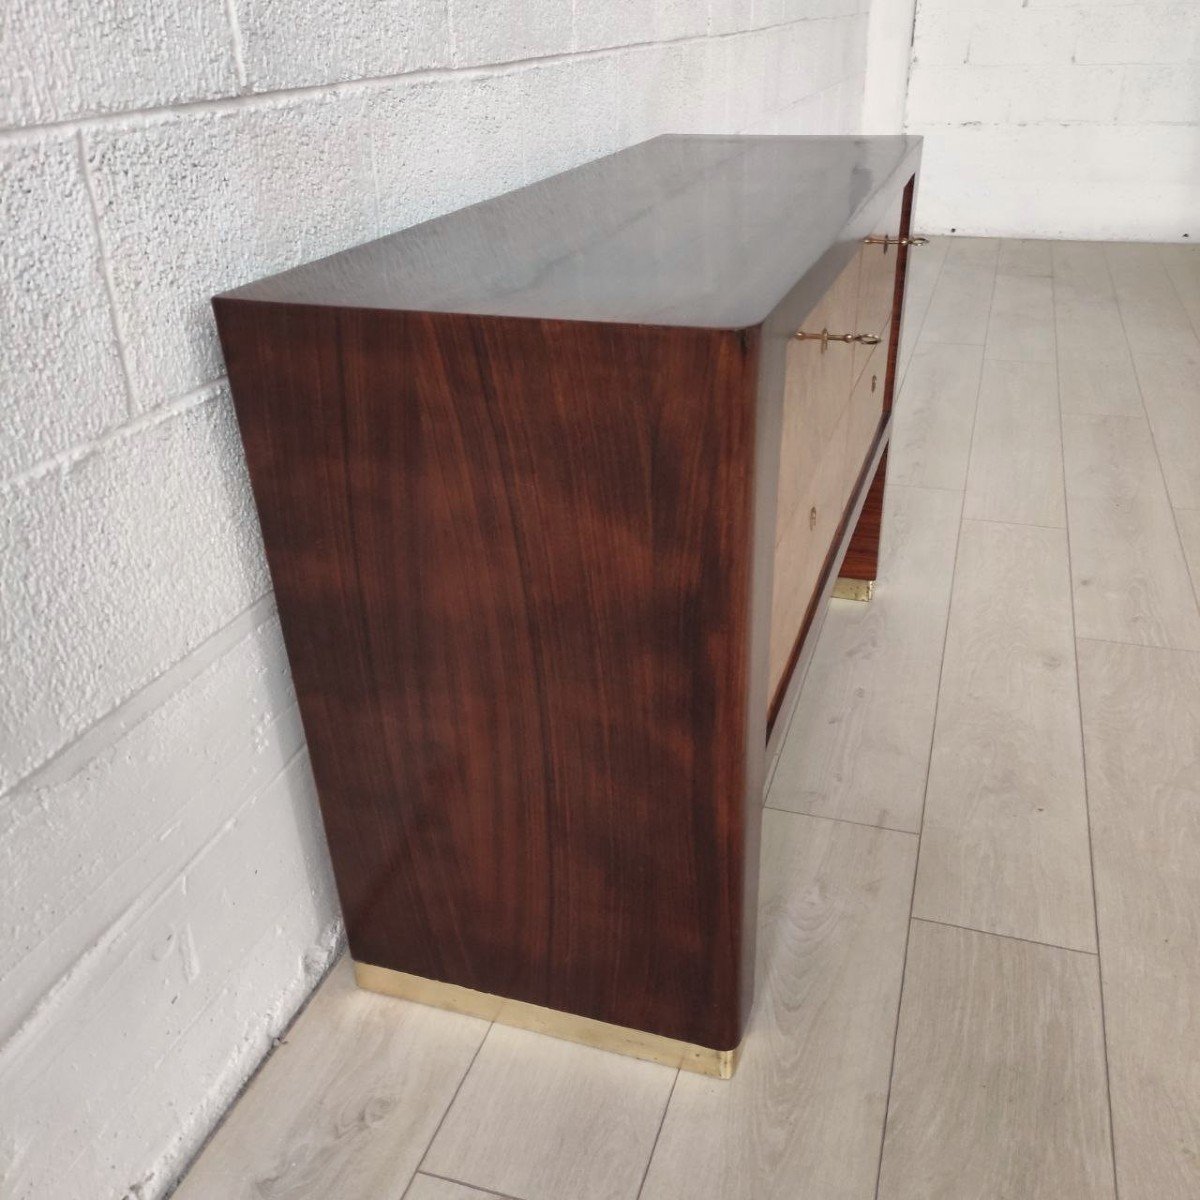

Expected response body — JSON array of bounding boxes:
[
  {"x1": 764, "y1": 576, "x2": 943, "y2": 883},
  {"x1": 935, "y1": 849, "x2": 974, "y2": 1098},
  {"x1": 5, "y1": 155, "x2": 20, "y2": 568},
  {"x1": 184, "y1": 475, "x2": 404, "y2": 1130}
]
[{"x1": 214, "y1": 134, "x2": 922, "y2": 1078}]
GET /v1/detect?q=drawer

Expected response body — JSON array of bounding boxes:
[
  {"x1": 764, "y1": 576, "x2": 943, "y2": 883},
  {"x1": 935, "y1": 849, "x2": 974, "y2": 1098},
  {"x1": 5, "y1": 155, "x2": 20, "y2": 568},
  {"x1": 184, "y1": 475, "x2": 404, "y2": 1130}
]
[
  {"x1": 844, "y1": 339, "x2": 886, "y2": 493},
  {"x1": 768, "y1": 402, "x2": 850, "y2": 698},
  {"x1": 776, "y1": 255, "x2": 859, "y2": 543}
]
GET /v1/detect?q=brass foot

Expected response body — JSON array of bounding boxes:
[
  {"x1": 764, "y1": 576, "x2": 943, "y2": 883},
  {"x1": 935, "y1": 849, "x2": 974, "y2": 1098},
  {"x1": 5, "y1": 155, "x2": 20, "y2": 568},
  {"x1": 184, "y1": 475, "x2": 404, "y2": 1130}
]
[
  {"x1": 832, "y1": 577, "x2": 874, "y2": 602},
  {"x1": 354, "y1": 961, "x2": 740, "y2": 1079}
]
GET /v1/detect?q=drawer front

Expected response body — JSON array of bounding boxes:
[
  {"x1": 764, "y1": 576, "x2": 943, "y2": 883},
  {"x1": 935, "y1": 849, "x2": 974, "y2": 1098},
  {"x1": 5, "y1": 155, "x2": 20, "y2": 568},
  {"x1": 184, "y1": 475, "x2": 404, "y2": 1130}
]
[
  {"x1": 776, "y1": 255, "x2": 859, "y2": 545},
  {"x1": 769, "y1": 253, "x2": 866, "y2": 700},
  {"x1": 769, "y1": 402, "x2": 850, "y2": 698},
  {"x1": 845, "y1": 339, "x2": 886, "y2": 493}
]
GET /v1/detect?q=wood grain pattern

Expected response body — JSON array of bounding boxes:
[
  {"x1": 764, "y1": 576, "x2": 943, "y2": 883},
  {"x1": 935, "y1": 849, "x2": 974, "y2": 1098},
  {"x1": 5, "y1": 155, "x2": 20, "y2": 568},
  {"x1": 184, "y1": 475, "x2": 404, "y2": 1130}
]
[
  {"x1": 423, "y1": 1025, "x2": 674, "y2": 1200},
  {"x1": 1062, "y1": 413, "x2": 1200, "y2": 650},
  {"x1": 914, "y1": 520, "x2": 1096, "y2": 952},
  {"x1": 997, "y1": 238, "x2": 1053, "y2": 278},
  {"x1": 216, "y1": 302, "x2": 761, "y2": 1050},
  {"x1": 918, "y1": 238, "x2": 996, "y2": 346},
  {"x1": 769, "y1": 252, "x2": 860, "y2": 700},
  {"x1": 824, "y1": 185, "x2": 907, "y2": 598},
  {"x1": 768, "y1": 484, "x2": 961, "y2": 833},
  {"x1": 1131, "y1": 354, "x2": 1200, "y2": 510},
  {"x1": 964, "y1": 358, "x2": 1065, "y2": 528},
  {"x1": 1157, "y1": 243, "x2": 1200, "y2": 341},
  {"x1": 840, "y1": 448, "x2": 886, "y2": 581},
  {"x1": 640, "y1": 811, "x2": 916, "y2": 1200},
  {"x1": 173, "y1": 958, "x2": 488, "y2": 1200},
  {"x1": 764, "y1": 426, "x2": 893, "y2": 742},
  {"x1": 877, "y1": 921, "x2": 1114, "y2": 1200},
  {"x1": 214, "y1": 136, "x2": 921, "y2": 1058},
  {"x1": 1106, "y1": 242, "x2": 1200, "y2": 363},
  {"x1": 889, "y1": 343, "x2": 985, "y2": 491},
  {"x1": 1050, "y1": 241, "x2": 1146, "y2": 416},
  {"x1": 1051, "y1": 241, "x2": 1113, "y2": 303},
  {"x1": 1077, "y1": 638, "x2": 1200, "y2": 1200},
  {"x1": 1053, "y1": 295, "x2": 1143, "y2": 417},
  {"x1": 768, "y1": 210, "x2": 905, "y2": 710},
  {"x1": 986, "y1": 272, "x2": 1056, "y2": 363}
]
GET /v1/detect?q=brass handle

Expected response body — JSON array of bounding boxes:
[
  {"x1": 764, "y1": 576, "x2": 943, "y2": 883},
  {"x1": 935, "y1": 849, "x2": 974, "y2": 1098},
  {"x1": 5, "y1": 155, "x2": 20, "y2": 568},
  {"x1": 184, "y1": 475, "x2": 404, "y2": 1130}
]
[
  {"x1": 864, "y1": 235, "x2": 930, "y2": 248},
  {"x1": 792, "y1": 329, "x2": 881, "y2": 350}
]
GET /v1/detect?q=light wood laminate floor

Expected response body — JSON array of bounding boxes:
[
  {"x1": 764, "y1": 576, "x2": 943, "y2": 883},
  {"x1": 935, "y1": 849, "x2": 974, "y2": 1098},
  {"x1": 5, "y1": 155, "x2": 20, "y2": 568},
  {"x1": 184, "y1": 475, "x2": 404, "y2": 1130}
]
[{"x1": 175, "y1": 239, "x2": 1200, "y2": 1200}]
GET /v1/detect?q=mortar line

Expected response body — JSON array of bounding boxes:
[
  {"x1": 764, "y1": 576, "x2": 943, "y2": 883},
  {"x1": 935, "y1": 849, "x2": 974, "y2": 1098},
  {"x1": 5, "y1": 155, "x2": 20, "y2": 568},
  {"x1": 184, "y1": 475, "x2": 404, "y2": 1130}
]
[
  {"x1": 2, "y1": 379, "x2": 226, "y2": 491},
  {"x1": 1, "y1": 591, "x2": 277, "y2": 799},
  {"x1": 0, "y1": 13, "x2": 850, "y2": 142}
]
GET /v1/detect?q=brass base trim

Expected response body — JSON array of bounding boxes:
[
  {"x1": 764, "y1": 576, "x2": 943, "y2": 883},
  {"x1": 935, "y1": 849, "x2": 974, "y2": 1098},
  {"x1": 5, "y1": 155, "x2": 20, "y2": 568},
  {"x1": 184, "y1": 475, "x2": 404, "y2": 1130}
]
[
  {"x1": 353, "y1": 961, "x2": 739, "y2": 1079},
  {"x1": 832, "y1": 577, "x2": 874, "y2": 602}
]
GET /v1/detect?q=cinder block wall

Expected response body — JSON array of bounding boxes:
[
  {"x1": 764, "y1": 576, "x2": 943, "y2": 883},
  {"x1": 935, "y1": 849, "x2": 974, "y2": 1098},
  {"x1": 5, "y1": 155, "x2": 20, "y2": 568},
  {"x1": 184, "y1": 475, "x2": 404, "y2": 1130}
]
[
  {"x1": 904, "y1": 0, "x2": 1200, "y2": 240},
  {"x1": 0, "y1": 3, "x2": 871, "y2": 1196}
]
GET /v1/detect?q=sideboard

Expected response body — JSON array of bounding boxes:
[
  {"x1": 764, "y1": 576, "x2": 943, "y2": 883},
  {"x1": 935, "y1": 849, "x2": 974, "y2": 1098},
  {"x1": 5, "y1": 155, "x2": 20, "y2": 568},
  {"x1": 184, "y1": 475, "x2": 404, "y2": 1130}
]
[{"x1": 214, "y1": 134, "x2": 923, "y2": 1078}]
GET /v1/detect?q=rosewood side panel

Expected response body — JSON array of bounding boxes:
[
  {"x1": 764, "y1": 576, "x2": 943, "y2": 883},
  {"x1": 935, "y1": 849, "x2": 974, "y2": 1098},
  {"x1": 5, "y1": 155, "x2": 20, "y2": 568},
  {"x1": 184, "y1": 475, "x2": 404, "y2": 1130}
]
[
  {"x1": 214, "y1": 134, "x2": 923, "y2": 1067},
  {"x1": 215, "y1": 303, "x2": 761, "y2": 1051}
]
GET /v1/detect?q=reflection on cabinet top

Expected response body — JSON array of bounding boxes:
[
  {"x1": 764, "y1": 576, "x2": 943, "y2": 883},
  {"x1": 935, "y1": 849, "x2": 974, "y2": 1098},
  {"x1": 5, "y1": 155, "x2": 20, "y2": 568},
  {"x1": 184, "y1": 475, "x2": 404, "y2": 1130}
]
[{"x1": 217, "y1": 134, "x2": 923, "y2": 330}]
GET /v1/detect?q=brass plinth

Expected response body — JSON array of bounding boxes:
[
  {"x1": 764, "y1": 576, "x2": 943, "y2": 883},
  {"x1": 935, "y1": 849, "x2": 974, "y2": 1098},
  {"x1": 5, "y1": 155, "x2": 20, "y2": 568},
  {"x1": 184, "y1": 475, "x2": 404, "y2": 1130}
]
[
  {"x1": 354, "y1": 961, "x2": 740, "y2": 1079},
  {"x1": 832, "y1": 577, "x2": 874, "y2": 602}
]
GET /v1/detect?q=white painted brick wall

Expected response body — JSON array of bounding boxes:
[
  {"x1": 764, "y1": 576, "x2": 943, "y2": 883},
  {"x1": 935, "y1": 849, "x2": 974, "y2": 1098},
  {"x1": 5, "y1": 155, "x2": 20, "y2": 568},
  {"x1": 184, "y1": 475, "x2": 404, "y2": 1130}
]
[
  {"x1": 0, "y1": 3, "x2": 875, "y2": 1197},
  {"x1": 904, "y1": 0, "x2": 1200, "y2": 239}
]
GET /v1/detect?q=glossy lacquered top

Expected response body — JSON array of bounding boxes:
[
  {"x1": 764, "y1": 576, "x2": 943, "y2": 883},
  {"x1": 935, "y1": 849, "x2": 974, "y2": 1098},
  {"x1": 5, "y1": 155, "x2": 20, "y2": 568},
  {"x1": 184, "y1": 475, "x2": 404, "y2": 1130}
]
[{"x1": 218, "y1": 134, "x2": 921, "y2": 330}]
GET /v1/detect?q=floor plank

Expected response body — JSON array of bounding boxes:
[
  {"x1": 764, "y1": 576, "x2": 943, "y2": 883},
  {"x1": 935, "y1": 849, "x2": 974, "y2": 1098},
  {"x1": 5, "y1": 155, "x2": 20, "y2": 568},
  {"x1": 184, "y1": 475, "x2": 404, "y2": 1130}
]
[
  {"x1": 640, "y1": 812, "x2": 916, "y2": 1200},
  {"x1": 1054, "y1": 294, "x2": 1143, "y2": 416},
  {"x1": 768, "y1": 485, "x2": 961, "y2": 833},
  {"x1": 1051, "y1": 245, "x2": 1143, "y2": 415},
  {"x1": 965, "y1": 358, "x2": 1065, "y2": 527},
  {"x1": 1106, "y1": 243, "x2": 1200, "y2": 363},
  {"x1": 172, "y1": 958, "x2": 489, "y2": 1200},
  {"x1": 919, "y1": 242, "x2": 996, "y2": 346},
  {"x1": 422, "y1": 1025, "x2": 674, "y2": 1200},
  {"x1": 406, "y1": 1175, "x2": 516, "y2": 1200},
  {"x1": 998, "y1": 238, "x2": 1053, "y2": 278},
  {"x1": 914, "y1": 519, "x2": 1096, "y2": 952},
  {"x1": 1156, "y1": 243, "x2": 1200, "y2": 340},
  {"x1": 877, "y1": 921, "x2": 1115, "y2": 1200},
  {"x1": 1051, "y1": 241, "x2": 1113, "y2": 303},
  {"x1": 1132, "y1": 354, "x2": 1200, "y2": 510},
  {"x1": 889, "y1": 343, "x2": 985, "y2": 491},
  {"x1": 1062, "y1": 413, "x2": 1200, "y2": 649},
  {"x1": 1077, "y1": 639, "x2": 1200, "y2": 1200},
  {"x1": 986, "y1": 273, "x2": 1056, "y2": 363}
]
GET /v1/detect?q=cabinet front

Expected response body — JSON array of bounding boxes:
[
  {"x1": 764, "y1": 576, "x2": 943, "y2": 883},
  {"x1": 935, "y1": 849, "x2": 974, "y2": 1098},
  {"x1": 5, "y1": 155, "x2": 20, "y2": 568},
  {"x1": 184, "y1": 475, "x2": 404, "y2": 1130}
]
[{"x1": 768, "y1": 203, "x2": 905, "y2": 706}]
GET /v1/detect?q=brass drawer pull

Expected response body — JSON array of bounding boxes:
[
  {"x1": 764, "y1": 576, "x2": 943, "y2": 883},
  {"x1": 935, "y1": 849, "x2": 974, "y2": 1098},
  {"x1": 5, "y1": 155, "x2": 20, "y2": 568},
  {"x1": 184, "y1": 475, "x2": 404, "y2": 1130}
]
[
  {"x1": 864, "y1": 234, "x2": 929, "y2": 249},
  {"x1": 792, "y1": 329, "x2": 880, "y2": 350}
]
